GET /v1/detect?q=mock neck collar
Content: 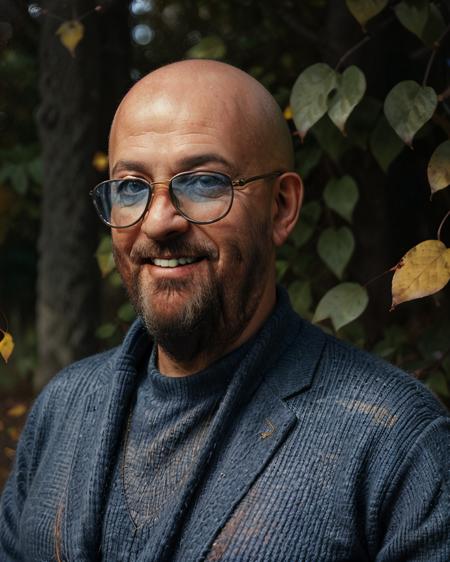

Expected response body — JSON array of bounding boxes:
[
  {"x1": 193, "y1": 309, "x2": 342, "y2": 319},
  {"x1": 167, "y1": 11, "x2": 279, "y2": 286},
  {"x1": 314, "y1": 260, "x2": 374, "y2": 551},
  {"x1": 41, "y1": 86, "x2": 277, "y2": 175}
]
[{"x1": 133, "y1": 286, "x2": 297, "y2": 402}]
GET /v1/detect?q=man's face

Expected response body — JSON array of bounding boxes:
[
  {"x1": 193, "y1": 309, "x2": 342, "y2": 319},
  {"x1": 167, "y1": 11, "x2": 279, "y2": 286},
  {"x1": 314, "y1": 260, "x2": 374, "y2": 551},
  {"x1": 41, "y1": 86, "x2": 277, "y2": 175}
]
[{"x1": 109, "y1": 88, "x2": 277, "y2": 361}]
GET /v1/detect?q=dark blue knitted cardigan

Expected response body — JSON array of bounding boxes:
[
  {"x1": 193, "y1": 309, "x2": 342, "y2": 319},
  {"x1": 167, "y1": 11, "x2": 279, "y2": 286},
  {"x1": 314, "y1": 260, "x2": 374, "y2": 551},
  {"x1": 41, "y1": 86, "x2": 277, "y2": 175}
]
[{"x1": 1, "y1": 289, "x2": 449, "y2": 561}]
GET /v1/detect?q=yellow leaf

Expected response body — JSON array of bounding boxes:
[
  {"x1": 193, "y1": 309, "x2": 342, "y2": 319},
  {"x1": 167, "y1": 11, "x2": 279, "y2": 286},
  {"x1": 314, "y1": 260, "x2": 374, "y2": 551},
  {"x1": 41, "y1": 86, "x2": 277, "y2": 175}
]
[
  {"x1": 4, "y1": 447, "x2": 15, "y2": 460},
  {"x1": 391, "y1": 240, "x2": 450, "y2": 309},
  {"x1": 0, "y1": 330, "x2": 14, "y2": 363},
  {"x1": 92, "y1": 151, "x2": 109, "y2": 173},
  {"x1": 6, "y1": 403, "x2": 26, "y2": 418},
  {"x1": 56, "y1": 20, "x2": 84, "y2": 57},
  {"x1": 428, "y1": 140, "x2": 450, "y2": 195},
  {"x1": 283, "y1": 106, "x2": 293, "y2": 120}
]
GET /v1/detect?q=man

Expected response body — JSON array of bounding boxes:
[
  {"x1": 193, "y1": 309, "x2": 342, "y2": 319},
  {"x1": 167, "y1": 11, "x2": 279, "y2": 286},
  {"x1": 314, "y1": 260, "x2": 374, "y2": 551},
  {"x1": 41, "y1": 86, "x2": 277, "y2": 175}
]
[{"x1": 1, "y1": 60, "x2": 449, "y2": 561}]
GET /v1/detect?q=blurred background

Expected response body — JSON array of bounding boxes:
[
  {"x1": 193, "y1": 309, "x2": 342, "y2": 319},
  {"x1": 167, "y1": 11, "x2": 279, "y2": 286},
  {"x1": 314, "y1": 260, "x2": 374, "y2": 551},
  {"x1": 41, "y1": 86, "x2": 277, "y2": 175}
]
[{"x1": 0, "y1": 0, "x2": 449, "y2": 488}]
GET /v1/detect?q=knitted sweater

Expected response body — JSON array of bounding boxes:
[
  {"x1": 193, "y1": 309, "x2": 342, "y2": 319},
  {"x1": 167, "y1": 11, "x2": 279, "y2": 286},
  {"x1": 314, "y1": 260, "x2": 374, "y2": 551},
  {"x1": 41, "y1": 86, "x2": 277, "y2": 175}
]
[
  {"x1": 101, "y1": 344, "x2": 247, "y2": 560},
  {"x1": 1, "y1": 289, "x2": 449, "y2": 561}
]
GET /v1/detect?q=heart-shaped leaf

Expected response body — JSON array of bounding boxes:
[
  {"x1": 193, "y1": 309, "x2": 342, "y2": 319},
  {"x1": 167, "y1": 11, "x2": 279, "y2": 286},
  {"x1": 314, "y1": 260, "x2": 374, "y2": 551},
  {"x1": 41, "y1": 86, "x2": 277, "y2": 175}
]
[
  {"x1": 313, "y1": 283, "x2": 369, "y2": 331},
  {"x1": 391, "y1": 240, "x2": 450, "y2": 309},
  {"x1": 346, "y1": 0, "x2": 389, "y2": 27},
  {"x1": 323, "y1": 175, "x2": 359, "y2": 223},
  {"x1": 288, "y1": 280, "x2": 312, "y2": 317},
  {"x1": 56, "y1": 20, "x2": 84, "y2": 57},
  {"x1": 186, "y1": 35, "x2": 226, "y2": 59},
  {"x1": 428, "y1": 140, "x2": 450, "y2": 195},
  {"x1": 384, "y1": 81, "x2": 437, "y2": 146},
  {"x1": 317, "y1": 226, "x2": 355, "y2": 279},
  {"x1": 290, "y1": 63, "x2": 337, "y2": 141},
  {"x1": 328, "y1": 66, "x2": 366, "y2": 133},
  {"x1": 394, "y1": 0, "x2": 429, "y2": 40},
  {"x1": 0, "y1": 330, "x2": 14, "y2": 363},
  {"x1": 312, "y1": 116, "x2": 350, "y2": 162},
  {"x1": 290, "y1": 201, "x2": 322, "y2": 247},
  {"x1": 96, "y1": 235, "x2": 115, "y2": 277},
  {"x1": 370, "y1": 115, "x2": 405, "y2": 172}
]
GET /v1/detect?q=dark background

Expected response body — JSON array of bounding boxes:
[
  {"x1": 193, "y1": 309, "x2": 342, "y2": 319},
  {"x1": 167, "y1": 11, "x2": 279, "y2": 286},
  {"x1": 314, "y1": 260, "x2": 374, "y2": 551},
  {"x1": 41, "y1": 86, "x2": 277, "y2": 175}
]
[{"x1": 0, "y1": 0, "x2": 449, "y2": 488}]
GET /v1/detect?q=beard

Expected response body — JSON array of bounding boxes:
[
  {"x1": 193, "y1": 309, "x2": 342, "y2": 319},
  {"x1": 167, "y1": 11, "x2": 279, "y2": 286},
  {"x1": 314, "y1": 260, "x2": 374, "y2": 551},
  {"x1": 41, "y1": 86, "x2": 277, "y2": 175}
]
[{"x1": 113, "y1": 219, "x2": 272, "y2": 364}]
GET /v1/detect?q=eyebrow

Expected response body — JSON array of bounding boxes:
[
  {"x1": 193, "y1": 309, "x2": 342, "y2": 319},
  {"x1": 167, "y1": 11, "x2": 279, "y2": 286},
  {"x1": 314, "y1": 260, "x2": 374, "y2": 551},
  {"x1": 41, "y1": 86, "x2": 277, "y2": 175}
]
[{"x1": 111, "y1": 153, "x2": 234, "y2": 178}]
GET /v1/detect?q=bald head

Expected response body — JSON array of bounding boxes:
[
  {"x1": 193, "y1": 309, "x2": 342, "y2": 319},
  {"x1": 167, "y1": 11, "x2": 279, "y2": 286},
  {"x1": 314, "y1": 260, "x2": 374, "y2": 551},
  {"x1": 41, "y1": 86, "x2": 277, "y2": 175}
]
[{"x1": 110, "y1": 60, "x2": 294, "y2": 171}]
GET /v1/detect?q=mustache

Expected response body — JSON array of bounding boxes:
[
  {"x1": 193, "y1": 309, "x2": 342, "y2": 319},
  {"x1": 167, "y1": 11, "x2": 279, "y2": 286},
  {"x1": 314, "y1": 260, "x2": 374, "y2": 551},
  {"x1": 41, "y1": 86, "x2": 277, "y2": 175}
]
[{"x1": 128, "y1": 239, "x2": 218, "y2": 263}]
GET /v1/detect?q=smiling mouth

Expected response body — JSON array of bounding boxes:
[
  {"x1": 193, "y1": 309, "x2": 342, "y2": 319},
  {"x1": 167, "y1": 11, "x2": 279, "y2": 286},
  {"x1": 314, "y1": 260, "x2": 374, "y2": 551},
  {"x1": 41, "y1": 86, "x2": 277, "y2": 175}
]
[{"x1": 151, "y1": 256, "x2": 204, "y2": 268}]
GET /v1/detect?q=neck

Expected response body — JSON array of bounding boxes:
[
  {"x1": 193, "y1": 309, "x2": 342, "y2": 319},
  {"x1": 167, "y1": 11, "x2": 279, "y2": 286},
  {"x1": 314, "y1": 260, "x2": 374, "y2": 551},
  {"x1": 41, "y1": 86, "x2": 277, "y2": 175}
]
[{"x1": 157, "y1": 283, "x2": 277, "y2": 377}]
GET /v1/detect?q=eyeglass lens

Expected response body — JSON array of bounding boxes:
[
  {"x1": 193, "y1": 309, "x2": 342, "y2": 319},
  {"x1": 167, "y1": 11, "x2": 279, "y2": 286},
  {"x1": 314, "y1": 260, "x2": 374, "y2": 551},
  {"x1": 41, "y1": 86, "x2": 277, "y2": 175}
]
[{"x1": 92, "y1": 171, "x2": 233, "y2": 227}]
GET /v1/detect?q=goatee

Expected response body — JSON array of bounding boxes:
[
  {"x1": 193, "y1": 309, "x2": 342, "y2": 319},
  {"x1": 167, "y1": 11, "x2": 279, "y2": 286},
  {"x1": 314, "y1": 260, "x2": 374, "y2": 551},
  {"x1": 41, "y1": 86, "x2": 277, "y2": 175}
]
[{"x1": 113, "y1": 220, "x2": 271, "y2": 365}]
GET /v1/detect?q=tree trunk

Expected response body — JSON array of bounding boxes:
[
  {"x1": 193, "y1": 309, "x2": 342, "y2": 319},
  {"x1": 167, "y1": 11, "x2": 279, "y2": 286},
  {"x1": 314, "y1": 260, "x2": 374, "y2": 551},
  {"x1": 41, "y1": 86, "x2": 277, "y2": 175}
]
[{"x1": 35, "y1": 0, "x2": 130, "y2": 390}]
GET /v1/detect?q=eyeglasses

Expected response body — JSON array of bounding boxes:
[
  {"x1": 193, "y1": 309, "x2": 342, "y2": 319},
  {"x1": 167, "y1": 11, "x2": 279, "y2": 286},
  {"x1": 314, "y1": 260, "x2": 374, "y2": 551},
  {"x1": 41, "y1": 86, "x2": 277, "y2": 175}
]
[{"x1": 90, "y1": 170, "x2": 282, "y2": 228}]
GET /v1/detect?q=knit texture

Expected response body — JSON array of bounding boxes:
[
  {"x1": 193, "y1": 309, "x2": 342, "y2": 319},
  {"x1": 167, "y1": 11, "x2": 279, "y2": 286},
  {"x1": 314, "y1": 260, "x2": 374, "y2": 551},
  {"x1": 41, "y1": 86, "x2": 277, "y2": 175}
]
[
  {"x1": 1, "y1": 287, "x2": 449, "y2": 561},
  {"x1": 101, "y1": 342, "x2": 248, "y2": 560}
]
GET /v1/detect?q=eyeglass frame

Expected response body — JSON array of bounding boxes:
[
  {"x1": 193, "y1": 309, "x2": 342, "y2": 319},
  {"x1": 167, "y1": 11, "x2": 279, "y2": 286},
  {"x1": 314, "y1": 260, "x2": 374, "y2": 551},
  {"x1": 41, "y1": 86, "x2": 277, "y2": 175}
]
[{"x1": 89, "y1": 169, "x2": 283, "y2": 228}]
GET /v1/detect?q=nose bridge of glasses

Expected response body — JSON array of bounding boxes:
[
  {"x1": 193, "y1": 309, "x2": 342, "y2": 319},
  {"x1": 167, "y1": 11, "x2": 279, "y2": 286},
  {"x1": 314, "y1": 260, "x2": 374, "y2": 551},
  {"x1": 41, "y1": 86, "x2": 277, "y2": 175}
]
[{"x1": 150, "y1": 178, "x2": 172, "y2": 191}]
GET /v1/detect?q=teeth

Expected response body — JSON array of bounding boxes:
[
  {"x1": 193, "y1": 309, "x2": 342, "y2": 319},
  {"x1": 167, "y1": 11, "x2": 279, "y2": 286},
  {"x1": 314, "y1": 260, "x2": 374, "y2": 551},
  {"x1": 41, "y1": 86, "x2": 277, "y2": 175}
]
[{"x1": 153, "y1": 257, "x2": 198, "y2": 268}]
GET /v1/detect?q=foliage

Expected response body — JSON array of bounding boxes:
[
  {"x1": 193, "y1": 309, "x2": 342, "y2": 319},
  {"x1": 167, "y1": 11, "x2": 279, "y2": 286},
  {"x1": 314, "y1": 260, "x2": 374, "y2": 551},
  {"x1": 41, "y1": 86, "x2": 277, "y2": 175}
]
[{"x1": 1, "y1": 0, "x2": 450, "y2": 406}]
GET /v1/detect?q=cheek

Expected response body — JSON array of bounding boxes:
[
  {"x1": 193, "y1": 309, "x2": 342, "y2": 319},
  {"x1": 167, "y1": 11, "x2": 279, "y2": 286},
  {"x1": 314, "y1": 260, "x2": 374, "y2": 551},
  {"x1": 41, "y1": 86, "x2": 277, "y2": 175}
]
[{"x1": 111, "y1": 228, "x2": 137, "y2": 257}]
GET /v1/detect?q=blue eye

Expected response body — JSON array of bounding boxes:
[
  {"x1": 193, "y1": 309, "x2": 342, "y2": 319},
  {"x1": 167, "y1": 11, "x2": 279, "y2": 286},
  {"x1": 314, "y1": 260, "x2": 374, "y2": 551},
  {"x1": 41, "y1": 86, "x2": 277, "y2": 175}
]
[
  {"x1": 172, "y1": 173, "x2": 230, "y2": 202},
  {"x1": 114, "y1": 180, "x2": 148, "y2": 206}
]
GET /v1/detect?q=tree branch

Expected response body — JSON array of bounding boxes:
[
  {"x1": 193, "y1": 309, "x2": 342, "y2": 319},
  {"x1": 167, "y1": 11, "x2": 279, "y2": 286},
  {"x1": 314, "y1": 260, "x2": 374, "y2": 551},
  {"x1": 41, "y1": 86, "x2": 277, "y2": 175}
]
[
  {"x1": 423, "y1": 23, "x2": 450, "y2": 86},
  {"x1": 334, "y1": 13, "x2": 395, "y2": 71},
  {"x1": 437, "y1": 210, "x2": 450, "y2": 242}
]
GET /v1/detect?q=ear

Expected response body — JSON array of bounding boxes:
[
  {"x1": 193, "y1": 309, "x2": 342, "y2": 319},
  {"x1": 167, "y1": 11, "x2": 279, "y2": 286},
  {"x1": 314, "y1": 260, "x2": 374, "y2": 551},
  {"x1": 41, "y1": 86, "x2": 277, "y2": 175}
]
[{"x1": 272, "y1": 172, "x2": 303, "y2": 247}]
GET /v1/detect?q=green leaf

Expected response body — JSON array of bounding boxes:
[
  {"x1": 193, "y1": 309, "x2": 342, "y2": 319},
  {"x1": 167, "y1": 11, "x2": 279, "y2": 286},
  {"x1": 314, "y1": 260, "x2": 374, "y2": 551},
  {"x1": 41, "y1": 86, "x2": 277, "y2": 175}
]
[
  {"x1": 186, "y1": 35, "x2": 226, "y2": 59},
  {"x1": 288, "y1": 280, "x2": 312, "y2": 317},
  {"x1": 346, "y1": 96, "x2": 381, "y2": 150},
  {"x1": 317, "y1": 226, "x2": 355, "y2": 279},
  {"x1": 384, "y1": 81, "x2": 437, "y2": 146},
  {"x1": 328, "y1": 66, "x2": 366, "y2": 133},
  {"x1": 312, "y1": 115, "x2": 351, "y2": 162},
  {"x1": 290, "y1": 201, "x2": 322, "y2": 247},
  {"x1": 370, "y1": 115, "x2": 405, "y2": 172},
  {"x1": 0, "y1": 164, "x2": 28, "y2": 194},
  {"x1": 26, "y1": 158, "x2": 43, "y2": 184},
  {"x1": 10, "y1": 166, "x2": 27, "y2": 194},
  {"x1": 290, "y1": 63, "x2": 337, "y2": 140},
  {"x1": 117, "y1": 302, "x2": 136, "y2": 323},
  {"x1": 313, "y1": 282, "x2": 369, "y2": 331},
  {"x1": 394, "y1": 0, "x2": 429, "y2": 40},
  {"x1": 425, "y1": 370, "x2": 449, "y2": 398},
  {"x1": 109, "y1": 271, "x2": 123, "y2": 288},
  {"x1": 421, "y1": 4, "x2": 446, "y2": 47},
  {"x1": 296, "y1": 142, "x2": 322, "y2": 179},
  {"x1": 276, "y1": 259, "x2": 289, "y2": 281},
  {"x1": 372, "y1": 325, "x2": 408, "y2": 359},
  {"x1": 323, "y1": 175, "x2": 359, "y2": 223},
  {"x1": 394, "y1": 1, "x2": 445, "y2": 46},
  {"x1": 95, "y1": 322, "x2": 117, "y2": 339},
  {"x1": 346, "y1": 0, "x2": 388, "y2": 27},
  {"x1": 95, "y1": 235, "x2": 115, "y2": 277},
  {"x1": 427, "y1": 140, "x2": 450, "y2": 195}
]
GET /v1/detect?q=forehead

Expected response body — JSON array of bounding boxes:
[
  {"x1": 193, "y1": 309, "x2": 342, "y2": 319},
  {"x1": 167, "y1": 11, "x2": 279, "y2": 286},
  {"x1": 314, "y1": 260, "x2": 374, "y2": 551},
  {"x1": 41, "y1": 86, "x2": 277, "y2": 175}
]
[{"x1": 109, "y1": 84, "x2": 264, "y2": 175}]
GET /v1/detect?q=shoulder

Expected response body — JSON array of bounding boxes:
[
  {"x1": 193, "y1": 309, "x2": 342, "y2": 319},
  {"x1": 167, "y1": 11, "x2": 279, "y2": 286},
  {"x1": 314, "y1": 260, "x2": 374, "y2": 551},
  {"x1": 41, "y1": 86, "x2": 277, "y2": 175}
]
[
  {"x1": 277, "y1": 317, "x2": 449, "y2": 437},
  {"x1": 320, "y1": 331, "x2": 447, "y2": 420},
  {"x1": 33, "y1": 318, "x2": 149, "y2": 417},
  {"x1": 21, "y1": 348, "x2": 118, "y2": 447},
  {"x1": 37, "y1": 347, "x2": 118, "y2": 408}
]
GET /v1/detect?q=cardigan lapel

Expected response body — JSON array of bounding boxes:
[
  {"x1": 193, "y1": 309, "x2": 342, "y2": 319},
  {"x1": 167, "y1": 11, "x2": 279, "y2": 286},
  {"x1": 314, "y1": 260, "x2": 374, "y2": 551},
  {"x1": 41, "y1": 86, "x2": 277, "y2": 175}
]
[
  {"x1": 61, "y1": 322, "x2": 150, "y2": 561},
  {"x1": 172, "y1": 312, "x2": 327, "y2": 561},
  {"x1": 175, "y1": 379, "x2": 298, "y2": 562}
]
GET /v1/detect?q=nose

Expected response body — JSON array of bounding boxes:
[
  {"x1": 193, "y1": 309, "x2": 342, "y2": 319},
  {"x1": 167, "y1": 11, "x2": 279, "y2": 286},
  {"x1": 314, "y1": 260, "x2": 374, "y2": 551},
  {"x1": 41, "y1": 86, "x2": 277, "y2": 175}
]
[{"x1": 139, "y1": 182, "x2": 190, "y2": 240}]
